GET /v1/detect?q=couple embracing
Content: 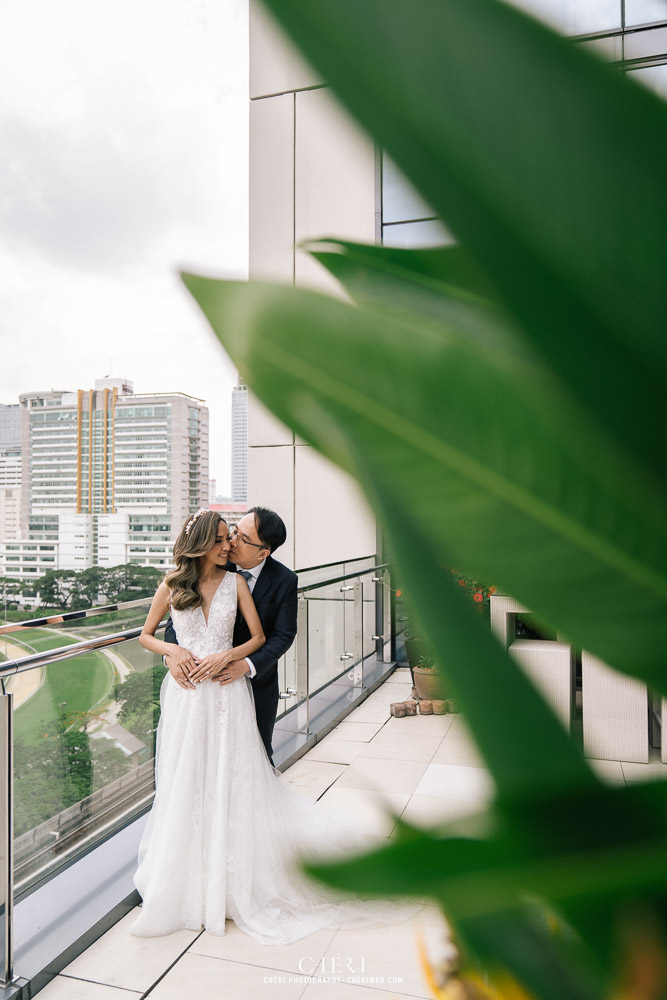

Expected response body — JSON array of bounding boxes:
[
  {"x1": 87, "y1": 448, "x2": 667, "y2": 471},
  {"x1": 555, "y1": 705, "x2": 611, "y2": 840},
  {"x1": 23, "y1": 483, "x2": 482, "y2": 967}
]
[
  {"x1": 133, "y1": 505, "x2": 419, "y2": 944},
  {"x1": 161, "y1": 506, "x2": 296, "y2": 766}
]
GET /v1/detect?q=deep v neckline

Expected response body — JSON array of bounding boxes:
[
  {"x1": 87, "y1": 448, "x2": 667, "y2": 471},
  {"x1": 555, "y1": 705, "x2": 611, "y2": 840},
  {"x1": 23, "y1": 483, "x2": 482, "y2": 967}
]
[{"x1": 200, "y1": 573, "x2": 227, "y2": 628}]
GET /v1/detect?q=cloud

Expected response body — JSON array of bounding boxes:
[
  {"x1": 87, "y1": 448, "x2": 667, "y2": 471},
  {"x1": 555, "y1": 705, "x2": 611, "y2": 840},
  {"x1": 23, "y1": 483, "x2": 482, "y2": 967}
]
[{"x1": 0, "y1": 0, "x2": 249, "y2": 492}]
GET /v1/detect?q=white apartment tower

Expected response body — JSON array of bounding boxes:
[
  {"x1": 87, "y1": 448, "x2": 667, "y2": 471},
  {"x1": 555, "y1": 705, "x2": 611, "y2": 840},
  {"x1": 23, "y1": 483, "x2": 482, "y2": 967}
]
[
  {"x1": 0, "y1": 448, "x2": 22, "y2": 543},
  {"x1": 0, "y1": 403, "x2": 23, "y2": 543},
  {"x1": 7, "y1": 378, "x2": 209, "y2": 574},
  {"x1": 0, "y1": 403, "x2": 21, "y2": 451},
  {"x1": 231, "y1": 377, "x2": 248, "y2": 503}
]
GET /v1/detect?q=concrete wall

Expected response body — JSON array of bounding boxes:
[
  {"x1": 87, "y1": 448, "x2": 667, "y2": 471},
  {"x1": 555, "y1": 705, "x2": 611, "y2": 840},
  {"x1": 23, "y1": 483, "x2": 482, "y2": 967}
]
[{"x1": 248, "y1": 2, "x2": 376, "y2": 571}]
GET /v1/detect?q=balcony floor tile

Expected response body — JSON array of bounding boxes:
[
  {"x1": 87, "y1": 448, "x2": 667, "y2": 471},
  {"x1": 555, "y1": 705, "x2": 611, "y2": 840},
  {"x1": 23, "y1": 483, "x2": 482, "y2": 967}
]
[
  {"x1": 189, "y1": 921, "x2": 337, "y2": 973},
  {"x1": 319, "y1": 904, "x2": 455, "y2": 999},
  {"x1": 392, "y1": 793, "x2": 486, "y2": 833},
  {"x1": 413, "y1": 762, "x2": 495, "y2": 803},
  {"x1": 382, "y1": 714, "x2": 455, "y2": 738},
  {"x1": 35, "y1": 978, "x2": 142, "y2": 1000},
  {"x1": 147, "y1": 952, "x2": 308, "y2": 999},
  {"x1": 329, "y1": 721, "x2": 386, "y2": 742},
  {"x1": 333, "y1": 757, "x2": 429, "y2": 795},
  {"x1": 281, "y1": 760, "x2": 347, "y2": 799},
  {"x1": 357, "y1": 733, "x2": 442, "y2": 763},
  {"x1": 317, "y1": 787, "x2": 409, "y2": 837},
  {"x1": 60, "y1": 910, "x2": 200, "y2": 993},
  {"x1": 432, "y1": 735, "x2": 486, "y2": 768}
]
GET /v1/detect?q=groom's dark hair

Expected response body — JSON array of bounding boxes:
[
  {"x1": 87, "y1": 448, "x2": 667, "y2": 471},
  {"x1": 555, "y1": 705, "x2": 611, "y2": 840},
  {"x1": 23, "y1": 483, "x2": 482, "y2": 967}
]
[{"x1": 250, "y1": 506, "x2": 287, "y2": 553}]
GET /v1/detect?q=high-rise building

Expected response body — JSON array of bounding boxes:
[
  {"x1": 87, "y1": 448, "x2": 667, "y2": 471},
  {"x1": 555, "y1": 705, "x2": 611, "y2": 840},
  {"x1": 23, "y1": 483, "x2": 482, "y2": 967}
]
[
  {"x1": 231, "y1": 376, "x2": 248, "y2": 503},
  {"x1": 0, "y1": 378, "x2": 209, "y2": 581},
  {"x1": 0, "y1": 448, "x2": 22, "y2": 543},
  {"x1": 0, "y1": 404, "x2": 21, "y2": 452}
]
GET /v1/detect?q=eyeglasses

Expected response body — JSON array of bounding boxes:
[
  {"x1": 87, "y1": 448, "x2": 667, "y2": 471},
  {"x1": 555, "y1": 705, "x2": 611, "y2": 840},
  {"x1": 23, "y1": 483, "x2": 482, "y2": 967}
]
[{"x1": 229, "y1": 526, "x2": 267, "y2": 550}]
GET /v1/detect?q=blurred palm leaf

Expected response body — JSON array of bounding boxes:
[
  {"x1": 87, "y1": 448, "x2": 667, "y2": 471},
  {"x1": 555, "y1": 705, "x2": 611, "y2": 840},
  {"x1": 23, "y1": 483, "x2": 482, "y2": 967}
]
[{"x1": 183, "y1": 273, "x2": 667, "y2": 690}]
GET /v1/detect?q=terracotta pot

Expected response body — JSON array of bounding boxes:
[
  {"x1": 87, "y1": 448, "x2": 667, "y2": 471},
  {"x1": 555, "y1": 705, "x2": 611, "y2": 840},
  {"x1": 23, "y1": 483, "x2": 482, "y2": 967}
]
[{"x1": 413, "y1": 665, "x2": 444, "y2": 701}]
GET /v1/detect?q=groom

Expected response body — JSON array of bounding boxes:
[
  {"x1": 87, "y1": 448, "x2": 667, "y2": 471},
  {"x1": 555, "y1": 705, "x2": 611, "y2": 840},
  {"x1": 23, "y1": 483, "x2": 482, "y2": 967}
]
[{"x1": 163, "y1": 506, "x2": 298, "y2": 764}]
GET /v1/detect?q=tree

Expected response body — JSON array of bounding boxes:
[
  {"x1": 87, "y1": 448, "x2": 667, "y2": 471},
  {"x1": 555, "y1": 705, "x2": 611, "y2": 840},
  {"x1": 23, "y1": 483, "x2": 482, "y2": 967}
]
[
  {"x1": 70, "y1": 566, "x2": 105, "y2": 609},
  {"x1": 35, "y1": 569, "x2": 78, "y2": 610},
  {"x1": 115, "y1": 664, "x2": 167, "y2": 753},
  {"x1": 103, "y1": 564, "x2": 164, "y2": 603},
  {"x1": 0, "y1": 575, "x2": 21, "y2": 613},
  {"x1": 62, "y1": 727, "x2": 93, "y2": 806}
]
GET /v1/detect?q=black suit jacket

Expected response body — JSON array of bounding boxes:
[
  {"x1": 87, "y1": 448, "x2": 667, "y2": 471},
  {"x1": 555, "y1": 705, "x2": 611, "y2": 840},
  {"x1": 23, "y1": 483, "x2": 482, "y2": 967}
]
[
  {"x1": 232, "y1": 555, "x2": 299, "y2": 691},
  {"x1": 163, "y1": 557, "x2": 298, "y2": 753}
]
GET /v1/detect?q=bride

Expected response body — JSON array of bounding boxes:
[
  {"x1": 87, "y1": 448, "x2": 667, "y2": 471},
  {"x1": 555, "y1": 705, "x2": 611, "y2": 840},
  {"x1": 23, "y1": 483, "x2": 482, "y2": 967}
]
[{"x1": 132, "y1": 509, "x2": 418, "y2": 944}]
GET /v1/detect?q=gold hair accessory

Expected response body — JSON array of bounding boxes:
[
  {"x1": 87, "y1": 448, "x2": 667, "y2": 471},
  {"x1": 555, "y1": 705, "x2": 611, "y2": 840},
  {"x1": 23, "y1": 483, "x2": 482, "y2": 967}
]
[{"x1": 184, "y1": 508, "x2": 209, "y2": 535}]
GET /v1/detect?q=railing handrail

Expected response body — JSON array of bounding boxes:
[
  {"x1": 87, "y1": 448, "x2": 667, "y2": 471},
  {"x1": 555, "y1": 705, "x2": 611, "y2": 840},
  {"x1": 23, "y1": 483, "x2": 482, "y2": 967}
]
[
  {"x1": 0, "y1": 556, "x2": 379, "y2": 637},
  {"x1": 0, "y1": 598, "x2": 156, "y2": 637},
  {"x1": 298, "y1": 563, "x2": 389, "y2": 593},
  {"x1": 0, "y1": 622, "x2": 166, "y2": 678},
  {"x1": 292, "y1": 553, "x2": 376, "y2": 574},
  {"x1": 0, "y1": 563, "x2": 390, "y2": 676}
]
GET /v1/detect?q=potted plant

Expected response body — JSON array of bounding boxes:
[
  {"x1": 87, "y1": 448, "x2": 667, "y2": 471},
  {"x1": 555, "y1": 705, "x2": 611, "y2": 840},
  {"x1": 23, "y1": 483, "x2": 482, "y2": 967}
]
[{"x1": 412, "y1": 651, "x2": 443, "y2": 701}]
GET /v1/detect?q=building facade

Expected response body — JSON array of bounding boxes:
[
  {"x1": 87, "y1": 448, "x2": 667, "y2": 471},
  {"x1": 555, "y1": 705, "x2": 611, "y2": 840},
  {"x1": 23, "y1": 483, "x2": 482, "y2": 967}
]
[
  {"x1": 248, "y1": 3, "x2": 378, "y2": 570},
  {"x1": 247, "y1": 0, "x2": 667, "y2": 570},
  {"x1": 0, "y1": 378, "x2": 209, "y2": 583},
  {"x1": 0, "y1": 404, "x2": 21, "y2": 452},
  {"x1": 231, "y1": 377, "x2": 248, "y2": 503},
  {"x1": 0, "y1": 449, "x2": 22, "y2": 543}
]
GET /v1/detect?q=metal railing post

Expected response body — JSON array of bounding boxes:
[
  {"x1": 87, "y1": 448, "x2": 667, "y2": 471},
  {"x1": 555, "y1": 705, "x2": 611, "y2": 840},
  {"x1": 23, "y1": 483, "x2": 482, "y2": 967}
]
[{"x1": 0, "y1": 688, "x2": 14, "y2": 988}]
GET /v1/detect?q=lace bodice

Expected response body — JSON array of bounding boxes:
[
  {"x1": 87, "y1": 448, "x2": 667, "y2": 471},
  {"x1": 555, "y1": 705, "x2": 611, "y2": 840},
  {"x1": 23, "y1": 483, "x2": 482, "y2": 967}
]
[{"x1": 170, "y1": 571, "x2": 237, "y2": 659}]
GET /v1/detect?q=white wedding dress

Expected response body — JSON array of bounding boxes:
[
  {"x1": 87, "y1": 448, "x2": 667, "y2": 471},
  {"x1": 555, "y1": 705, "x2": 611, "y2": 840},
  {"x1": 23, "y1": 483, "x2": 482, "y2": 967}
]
[{"x1": 132, "y1": 571, "x2": 419, "y2": 943}]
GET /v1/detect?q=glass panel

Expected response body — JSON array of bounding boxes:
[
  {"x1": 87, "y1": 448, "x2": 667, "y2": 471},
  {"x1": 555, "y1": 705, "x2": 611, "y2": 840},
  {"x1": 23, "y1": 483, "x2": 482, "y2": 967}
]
[
  {"x1": 305, "y1": 583, "x2": 346, "y2": 693},
  {"x1": 508, "y1": 0, "x2": 621, "y2": 33},
  {"x1": 362, "y1": 573, "x2": 377, "y2": 664},
  {"x1": 382, "y1": 154, "x2": 437, "y2": 224},
  {"x1": 275, "y1": 643, "x2": 297, "y2": 719},
  {"x1": 625, "y1": 0, "x2": 667, "y2": 24},
  {"x1": 297, "y1": 556, "x2": 376, "y2": 589},
  {"x1": 628, "y1": 64, "x2": 667, "y2": 97},
  {"x1": 13, "y1": 634, "x2": 166, "y2": 893},
  {"x1": 383, "y1": 219, "x2": 454, "y2": 248},
  {"x1": 623, "y1": 24, "x2": 667, "y2": 59}
]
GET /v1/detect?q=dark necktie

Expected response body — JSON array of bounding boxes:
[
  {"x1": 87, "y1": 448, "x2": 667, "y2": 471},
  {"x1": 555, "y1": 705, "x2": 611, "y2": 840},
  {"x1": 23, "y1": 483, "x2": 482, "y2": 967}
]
[{"x1": 239, "y1": 570, "x2": 252, "y2": 582}]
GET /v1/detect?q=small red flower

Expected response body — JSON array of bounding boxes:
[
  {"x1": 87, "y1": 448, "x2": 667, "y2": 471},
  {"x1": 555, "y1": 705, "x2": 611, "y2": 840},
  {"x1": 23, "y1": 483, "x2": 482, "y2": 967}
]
[
  {"x1": 458, "y1": 579, "x2": 466, "y2": 587},
  {"x1": 473, "y1": 591, "x2": 484, "y2": 603},
  {"x1": 395, "y1": 589, "x2": 403, "y2": 597},
  {"x1": 489, "y1": 585, "x2": 497, "y2": 595}
]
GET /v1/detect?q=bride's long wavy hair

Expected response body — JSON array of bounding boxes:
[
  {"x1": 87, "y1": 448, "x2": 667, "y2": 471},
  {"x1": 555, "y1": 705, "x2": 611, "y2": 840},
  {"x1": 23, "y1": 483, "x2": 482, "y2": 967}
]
[{"x1": 164, "y1": 510, "x2": 228, "y2": 611}]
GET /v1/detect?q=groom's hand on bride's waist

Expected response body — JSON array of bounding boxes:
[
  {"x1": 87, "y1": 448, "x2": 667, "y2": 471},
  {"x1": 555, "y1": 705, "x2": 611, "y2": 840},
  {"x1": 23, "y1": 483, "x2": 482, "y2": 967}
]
[{"x1": 216, "y1": 659, "x2": 251, "y2": 685}]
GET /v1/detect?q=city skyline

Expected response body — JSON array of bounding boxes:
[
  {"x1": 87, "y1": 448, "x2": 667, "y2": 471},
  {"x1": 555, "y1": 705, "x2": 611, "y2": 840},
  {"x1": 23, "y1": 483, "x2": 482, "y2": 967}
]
[
  {"x1": 0, "y1": 369, "x2": 235, "y2": 494},
  {"x1": 0, "y1": 0, "x2": 250, "y2": 496},
  {"x1": 0, "y1": 378, "x2": 210, "y2": 585}
]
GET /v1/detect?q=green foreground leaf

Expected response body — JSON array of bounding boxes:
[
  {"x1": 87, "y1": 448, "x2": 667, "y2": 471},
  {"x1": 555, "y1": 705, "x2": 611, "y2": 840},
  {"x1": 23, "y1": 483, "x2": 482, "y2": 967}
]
[
  {"x1": 183, "y1": 273, "x2": 667, "y2": 692},
  {"x1": 262, "y1": 0, "x2": 667, "y2": 495}
]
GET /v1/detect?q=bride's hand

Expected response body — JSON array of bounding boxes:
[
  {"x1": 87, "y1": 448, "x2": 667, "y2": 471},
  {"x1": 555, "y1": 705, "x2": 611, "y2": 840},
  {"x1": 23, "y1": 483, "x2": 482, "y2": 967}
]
[
  {"x1": 165, "y1": 648, "x2": 201, "y2": 690},
  {"x1": 190, "y1": 649, "x2": 234, "y2": 682}
]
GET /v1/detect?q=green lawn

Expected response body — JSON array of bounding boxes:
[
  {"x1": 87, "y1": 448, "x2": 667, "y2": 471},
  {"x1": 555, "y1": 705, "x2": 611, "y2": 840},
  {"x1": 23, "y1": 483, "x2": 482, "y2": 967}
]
[
  {"x1": 14, "y1": 628, "x2": 115, "y2": 744},
  {"x1": 8, "y1": 628, "x2": 77, "y2": 653}
]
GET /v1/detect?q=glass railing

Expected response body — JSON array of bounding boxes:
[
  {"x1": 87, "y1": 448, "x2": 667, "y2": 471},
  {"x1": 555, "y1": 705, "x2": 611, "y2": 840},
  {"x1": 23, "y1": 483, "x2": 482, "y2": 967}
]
[{"x1": 0, "y1": 556, "x2": 397, "y2": 987}]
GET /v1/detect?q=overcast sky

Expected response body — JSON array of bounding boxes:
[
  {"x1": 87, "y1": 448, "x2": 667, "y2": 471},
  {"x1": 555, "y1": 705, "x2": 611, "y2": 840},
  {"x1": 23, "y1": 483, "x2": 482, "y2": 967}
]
[{"x1": 0, "y1": 0, "x2": 249, "y2": 494}]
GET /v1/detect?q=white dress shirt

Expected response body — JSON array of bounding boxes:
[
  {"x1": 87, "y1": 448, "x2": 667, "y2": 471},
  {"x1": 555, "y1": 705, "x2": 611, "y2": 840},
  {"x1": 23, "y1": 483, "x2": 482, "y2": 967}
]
[{"x1": 242, "y1": 560, "x2": 266, "y2": 679}]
